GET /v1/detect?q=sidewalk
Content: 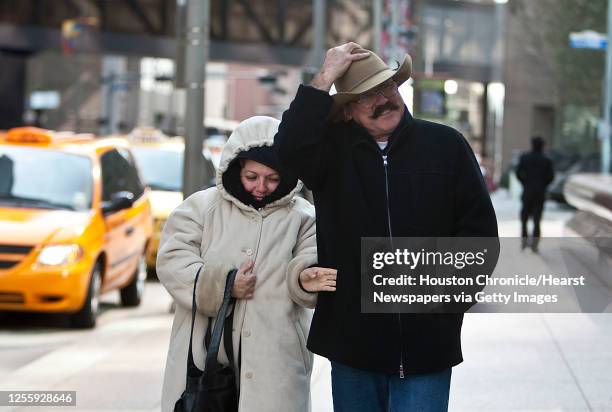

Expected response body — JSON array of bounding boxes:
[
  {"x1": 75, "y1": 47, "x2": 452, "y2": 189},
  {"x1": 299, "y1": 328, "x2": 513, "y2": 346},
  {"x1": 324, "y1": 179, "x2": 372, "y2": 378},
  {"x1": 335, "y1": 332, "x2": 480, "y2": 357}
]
[
  {"x1": 311, "y1": 191, "x2": 612, "y2": 411},
  {"x1": 2, "y1": 191, "x2": 608, "y2": 411}
]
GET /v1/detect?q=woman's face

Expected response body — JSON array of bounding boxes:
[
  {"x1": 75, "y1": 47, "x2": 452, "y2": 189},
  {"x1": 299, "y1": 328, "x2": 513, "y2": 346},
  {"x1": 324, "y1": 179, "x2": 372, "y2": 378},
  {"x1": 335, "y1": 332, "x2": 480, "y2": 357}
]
[{"x1": 240, "y1": 159, "x2": 281, "y2": 201}]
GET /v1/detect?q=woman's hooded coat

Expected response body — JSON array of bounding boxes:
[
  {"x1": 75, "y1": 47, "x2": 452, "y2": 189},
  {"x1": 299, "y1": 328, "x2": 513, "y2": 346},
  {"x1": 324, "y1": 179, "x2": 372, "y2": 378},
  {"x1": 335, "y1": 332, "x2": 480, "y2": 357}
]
[{"x1": 157, "y1": 116, "x2": 317, "y2": 412}]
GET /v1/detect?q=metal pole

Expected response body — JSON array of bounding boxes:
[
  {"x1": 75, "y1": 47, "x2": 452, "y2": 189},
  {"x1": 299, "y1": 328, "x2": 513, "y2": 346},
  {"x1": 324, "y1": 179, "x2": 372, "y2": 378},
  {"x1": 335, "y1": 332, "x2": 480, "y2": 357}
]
[
  {"x1": 75, "y1": 54, "x2": 81, "y2": 132},
  {"x1": 175, "y1": 0, "x2": 187, "y2": 88},
  {"x1": 312, "y1": 0, "x2": 326, "y2": 67},
  {"x1": 492, "y1": 2, "x2": 506, "y2": 183},
  {"x1": 603, "y1": 0, "x2": 612, "y2": 173},
  {"x1": 372, "y1": 0, "x2": 382, "y2": 54},
  {"x1": 390, "y1": 0, "x2": 399, "y2": 62},
  {"x1": 182, "y1": 0, "x2": 209, "y2": 198},
  {"x1": 481, "y1": 82, "x2": 488, "y2": 157}
]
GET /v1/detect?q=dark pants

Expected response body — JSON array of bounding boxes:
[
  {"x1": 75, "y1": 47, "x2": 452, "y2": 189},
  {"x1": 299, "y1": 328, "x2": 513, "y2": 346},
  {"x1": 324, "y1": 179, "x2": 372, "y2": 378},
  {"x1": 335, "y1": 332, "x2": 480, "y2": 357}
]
[
  {"x1": 520, "y1": 192, "x2": 545, "y2": 239},
  {"x1": 331, "y1": 361, "x2": 452, "y2": 412}
]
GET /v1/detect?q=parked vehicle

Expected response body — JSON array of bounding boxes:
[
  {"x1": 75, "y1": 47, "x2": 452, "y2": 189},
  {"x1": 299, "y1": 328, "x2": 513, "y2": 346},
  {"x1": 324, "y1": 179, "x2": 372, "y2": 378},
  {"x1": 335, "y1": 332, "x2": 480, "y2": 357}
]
[
  {"x1": 127, "y1": 131, "x2": 220, "y2": 276},
  {"x1": 0, "y1": 127, "x2": 152, "y2": 328},
  {"x1": 548, "y1": 153, "x2": 600, "y2": 204},
  {"x1": 564, "y1": 173, "x2": 612, "y2": 223}
]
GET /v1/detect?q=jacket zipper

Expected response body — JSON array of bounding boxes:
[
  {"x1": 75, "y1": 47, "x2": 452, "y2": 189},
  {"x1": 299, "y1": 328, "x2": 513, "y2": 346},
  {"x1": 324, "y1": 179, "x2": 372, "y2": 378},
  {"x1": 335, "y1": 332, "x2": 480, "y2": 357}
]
[
  {"x1": 253, "y1": 209, "x2": 264, "y2": 264},
  {"x1": 382, "y1": 154, "x2": 404, "y2": 379}
]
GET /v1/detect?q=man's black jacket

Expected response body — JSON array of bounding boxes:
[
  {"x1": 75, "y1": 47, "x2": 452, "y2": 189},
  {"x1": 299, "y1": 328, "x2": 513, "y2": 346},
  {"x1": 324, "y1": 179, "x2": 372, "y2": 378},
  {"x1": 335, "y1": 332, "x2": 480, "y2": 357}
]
[
  {"x1": 516, "y1": 151, "x2": 554, "y2": 200},
  {"x1": 274, "y1": 85, "x2": 499, "y2": 375}
]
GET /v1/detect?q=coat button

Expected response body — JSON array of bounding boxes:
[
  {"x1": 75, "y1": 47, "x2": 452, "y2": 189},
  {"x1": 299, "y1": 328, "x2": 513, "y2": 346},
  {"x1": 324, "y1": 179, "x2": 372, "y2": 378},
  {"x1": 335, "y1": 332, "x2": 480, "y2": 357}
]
[
  {"x1": 245, "y1": 249, "x2": 253, "y2": 256},
  {"x1": 245, "y1": 372, "x2": 253, "y2": 379},
  {"x1": 244, "y1": 330, "x2": 251, "y2": 337}
]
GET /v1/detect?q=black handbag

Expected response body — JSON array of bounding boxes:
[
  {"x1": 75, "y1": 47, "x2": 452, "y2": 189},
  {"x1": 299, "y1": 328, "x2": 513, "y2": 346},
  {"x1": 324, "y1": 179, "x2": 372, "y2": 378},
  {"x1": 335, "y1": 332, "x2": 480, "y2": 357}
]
[{"x1": 174, "y1": 267, "x2": 238, "y2": 412}]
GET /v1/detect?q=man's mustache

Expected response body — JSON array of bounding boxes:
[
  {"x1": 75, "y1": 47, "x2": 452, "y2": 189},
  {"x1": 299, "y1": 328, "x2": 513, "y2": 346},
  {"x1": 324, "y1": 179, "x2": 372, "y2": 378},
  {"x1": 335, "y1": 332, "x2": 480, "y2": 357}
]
[{"x1": 372, "y1": 102, "x2": 400, "y2": 118}]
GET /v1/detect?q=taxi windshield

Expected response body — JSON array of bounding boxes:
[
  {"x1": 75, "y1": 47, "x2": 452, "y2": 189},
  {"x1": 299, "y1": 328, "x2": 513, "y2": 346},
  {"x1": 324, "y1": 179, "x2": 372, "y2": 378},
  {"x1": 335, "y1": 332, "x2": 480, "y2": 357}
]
[
  {"x1": 131, "y1": 146, "x2": 183, "y2": 192},
  {"x1": 0, "y1": 146, "x2": 93, "y2": 211}
]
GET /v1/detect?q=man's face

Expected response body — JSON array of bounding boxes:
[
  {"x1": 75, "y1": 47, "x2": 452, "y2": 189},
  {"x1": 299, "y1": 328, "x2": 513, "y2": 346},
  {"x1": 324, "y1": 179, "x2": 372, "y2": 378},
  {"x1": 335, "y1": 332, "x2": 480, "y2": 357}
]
[{"x1": 345, "y1": 79, "x2": 405, "y2": 140}]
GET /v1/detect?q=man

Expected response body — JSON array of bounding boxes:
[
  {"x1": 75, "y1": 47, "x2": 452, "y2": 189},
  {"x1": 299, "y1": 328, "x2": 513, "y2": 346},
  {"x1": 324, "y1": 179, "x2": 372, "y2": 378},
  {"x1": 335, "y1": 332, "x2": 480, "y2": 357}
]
[
  {"x1": 274, "y1": 43, "x2": 498, "y2": 411},
  {"x1": 516, "y1": 136, "x2": 554, "y2": 252}
]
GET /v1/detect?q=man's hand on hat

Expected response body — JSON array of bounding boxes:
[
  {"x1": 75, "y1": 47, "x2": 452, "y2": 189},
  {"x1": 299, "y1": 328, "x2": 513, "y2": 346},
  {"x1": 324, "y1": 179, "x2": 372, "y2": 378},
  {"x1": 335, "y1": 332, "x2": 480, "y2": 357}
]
[{"x1": 311, "y1": 42, "x2": 370, "y2": 92}]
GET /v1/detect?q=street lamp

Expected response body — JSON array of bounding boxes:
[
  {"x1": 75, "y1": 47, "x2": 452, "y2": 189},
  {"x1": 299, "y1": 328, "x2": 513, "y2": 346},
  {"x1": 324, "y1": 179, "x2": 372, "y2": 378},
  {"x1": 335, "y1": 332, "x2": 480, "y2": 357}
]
[{"x1": 444, "y1": 80, "x2": 458, "y2": 95}]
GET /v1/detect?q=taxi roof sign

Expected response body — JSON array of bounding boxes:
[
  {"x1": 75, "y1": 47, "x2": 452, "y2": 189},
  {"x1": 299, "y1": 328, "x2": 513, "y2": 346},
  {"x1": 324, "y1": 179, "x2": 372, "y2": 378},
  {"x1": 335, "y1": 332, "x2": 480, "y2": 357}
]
[
  {"x1": 5, "y1": 127, "x2": 94, "y2": 144},
  {"x1": 6, "y1": 127, "x2": 55, "y2": 143},
  {"x1": 128, "y1": 126, "x2": 169, "y2": 143}
]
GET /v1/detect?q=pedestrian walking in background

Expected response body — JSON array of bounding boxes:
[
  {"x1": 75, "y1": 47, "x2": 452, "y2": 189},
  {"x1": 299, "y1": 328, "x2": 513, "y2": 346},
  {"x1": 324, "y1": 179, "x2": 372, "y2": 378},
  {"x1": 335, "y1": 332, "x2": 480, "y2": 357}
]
[
  {"x1": 274, "y1": 42, "x2": 498, "y2": 412},
  {"x1": 156, "y1": 116, "x2": 336, "y2": 412},
  {"x1": 515, "y1": 136, "x2": 555, "y2": 252}
]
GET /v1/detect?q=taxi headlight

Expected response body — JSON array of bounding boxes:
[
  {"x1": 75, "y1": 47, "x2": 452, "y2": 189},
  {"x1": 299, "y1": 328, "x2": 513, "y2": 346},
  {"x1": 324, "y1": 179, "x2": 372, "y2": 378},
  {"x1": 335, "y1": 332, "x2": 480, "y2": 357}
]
[{"x1": 37, "y1": 245, "x2": 83, "y2": 266}]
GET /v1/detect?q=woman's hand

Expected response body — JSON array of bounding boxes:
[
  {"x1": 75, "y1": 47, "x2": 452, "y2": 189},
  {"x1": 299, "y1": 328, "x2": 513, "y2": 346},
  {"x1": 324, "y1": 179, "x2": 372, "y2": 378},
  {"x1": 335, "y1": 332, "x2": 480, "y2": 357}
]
[
  {"x1": 299, "y1": 267, "x2": 337, "y2": 292},
  {"x1": 231, "y1": 259, "x2": 256, "y2": 299}
]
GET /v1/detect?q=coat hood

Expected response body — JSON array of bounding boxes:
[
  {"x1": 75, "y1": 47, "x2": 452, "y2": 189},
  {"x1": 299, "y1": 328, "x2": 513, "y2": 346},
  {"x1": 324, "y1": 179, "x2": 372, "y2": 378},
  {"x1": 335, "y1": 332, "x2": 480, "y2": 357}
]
[{"x1": 216, "y1": 116, "x2": 302, "y2": 212}]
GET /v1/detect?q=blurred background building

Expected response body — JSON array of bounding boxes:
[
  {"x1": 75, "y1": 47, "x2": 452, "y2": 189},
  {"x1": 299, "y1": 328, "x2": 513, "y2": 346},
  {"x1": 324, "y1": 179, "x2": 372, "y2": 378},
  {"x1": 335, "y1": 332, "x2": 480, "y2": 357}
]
[
  {"x1": 0, "y1": 0, "x2": 607, "y2": 185},
  {"x1": 502, "y1": 0, "x2": 606, "y2": 185}
]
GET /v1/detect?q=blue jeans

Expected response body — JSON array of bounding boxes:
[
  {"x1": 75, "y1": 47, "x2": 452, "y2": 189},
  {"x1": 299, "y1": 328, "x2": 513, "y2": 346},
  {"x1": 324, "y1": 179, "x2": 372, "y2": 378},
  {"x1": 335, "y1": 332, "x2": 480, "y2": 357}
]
[{"x1": 331, "y1": 361, "x2": 452, "y2": 412}]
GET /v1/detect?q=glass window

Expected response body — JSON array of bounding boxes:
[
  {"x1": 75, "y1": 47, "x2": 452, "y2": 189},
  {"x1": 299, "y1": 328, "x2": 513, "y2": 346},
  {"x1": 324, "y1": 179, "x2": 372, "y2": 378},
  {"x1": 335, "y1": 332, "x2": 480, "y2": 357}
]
[
  {"x1": 131, "y1": 146, "x2": 183, "y2": 192},
  {"x1": 100, "y1": 148, "x2": 145, "y2": 201},
  {"x1": 0, "y1": 146, "x2": 93, "y2": 211}
]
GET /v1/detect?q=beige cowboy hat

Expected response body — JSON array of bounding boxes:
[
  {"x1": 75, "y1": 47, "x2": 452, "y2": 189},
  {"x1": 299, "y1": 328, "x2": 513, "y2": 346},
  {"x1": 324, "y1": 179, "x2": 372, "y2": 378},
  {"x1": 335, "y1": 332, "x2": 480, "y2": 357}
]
[{"x1": 329, "y1": 49, "x2": 412, "y2": 121}]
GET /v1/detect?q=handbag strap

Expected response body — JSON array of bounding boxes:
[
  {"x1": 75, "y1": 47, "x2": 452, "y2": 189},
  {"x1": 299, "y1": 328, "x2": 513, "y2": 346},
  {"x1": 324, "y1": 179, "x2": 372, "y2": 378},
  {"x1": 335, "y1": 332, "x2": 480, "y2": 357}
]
[
  {"x1": 204, "y1": 303, "x2": 235, "y2": 368},
  {"x1": 186, "y1": 267, "x2": 202, "y2": 376},
  {"x1": 204, "y1": 269, "x2": 237, "y2": 372},
  {"x1": 224, "y1": 311, "x2": 235, "y2": 368},
  {"x1": 186, "y1": 267, "x2": 237, "y2": 377}
]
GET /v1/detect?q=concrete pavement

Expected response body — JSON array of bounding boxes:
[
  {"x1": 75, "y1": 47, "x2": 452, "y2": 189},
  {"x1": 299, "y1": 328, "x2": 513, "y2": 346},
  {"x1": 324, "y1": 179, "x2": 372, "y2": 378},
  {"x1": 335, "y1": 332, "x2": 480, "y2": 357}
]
[
  {"x1": 448, "y1": 191, "x2": 612, "y2": 411},
  {"x1": 0, "y1": 284, "x2": 173, "y2": 412},
  {"x1": 0, "y1": 191, "x2": 611, "y2": 411}
]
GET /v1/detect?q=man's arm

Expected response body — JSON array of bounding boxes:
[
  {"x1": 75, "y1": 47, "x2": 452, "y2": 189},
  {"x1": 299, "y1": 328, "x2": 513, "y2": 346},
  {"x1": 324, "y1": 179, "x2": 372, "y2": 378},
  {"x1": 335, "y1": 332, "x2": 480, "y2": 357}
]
[
  {"x1": 544, "y1": 157, "x2": 554, "y2": 187},
  {"x1": 447, "y1": 136, "x2": 499, "y2": 312},
  {"x1": 274, "y1": 43, "x2": 369, "y2": 190},
  {"x1": 515, "y1": 155, "x2": 526, "y2": 184},
  {"x1": 274, "y1": 86, "x2": 334, "y2": 190},
  {"x1": 453, "y1": 135, "x2": 498, "y2": 238}
]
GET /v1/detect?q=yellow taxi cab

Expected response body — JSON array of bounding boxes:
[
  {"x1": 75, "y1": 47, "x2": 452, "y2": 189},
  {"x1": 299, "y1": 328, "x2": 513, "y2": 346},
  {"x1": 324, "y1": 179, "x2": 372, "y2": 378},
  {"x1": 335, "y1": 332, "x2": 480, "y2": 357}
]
[
  {"x1": 125, "y1": 128, "x2": 218, "y2": 276},
  {"x1": 0, "y1": 127, "x2": 153, "y2": 328}
]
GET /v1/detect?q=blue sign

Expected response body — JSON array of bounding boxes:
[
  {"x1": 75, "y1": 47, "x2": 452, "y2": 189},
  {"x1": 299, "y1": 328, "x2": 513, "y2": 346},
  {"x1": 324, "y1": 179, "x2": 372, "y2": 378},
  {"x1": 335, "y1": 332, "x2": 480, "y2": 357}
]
[{"x1": 569, "y1": 31, "x2": 608, "y2": 50}]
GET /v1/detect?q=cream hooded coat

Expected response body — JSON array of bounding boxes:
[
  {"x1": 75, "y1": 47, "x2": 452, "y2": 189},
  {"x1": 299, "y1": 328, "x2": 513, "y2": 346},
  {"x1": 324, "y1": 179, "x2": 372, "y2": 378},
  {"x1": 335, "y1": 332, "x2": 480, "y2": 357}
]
[{"x1": 157, "y1": 116, "x2": 317, "y2": 412}]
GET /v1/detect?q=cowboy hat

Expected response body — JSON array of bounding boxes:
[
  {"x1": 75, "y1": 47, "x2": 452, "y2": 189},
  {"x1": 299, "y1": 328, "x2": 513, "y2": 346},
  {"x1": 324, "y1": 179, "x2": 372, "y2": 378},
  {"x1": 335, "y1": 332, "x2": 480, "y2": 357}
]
[{"x1": 330, "y1": 49, "x2": 412, "y2": 121}]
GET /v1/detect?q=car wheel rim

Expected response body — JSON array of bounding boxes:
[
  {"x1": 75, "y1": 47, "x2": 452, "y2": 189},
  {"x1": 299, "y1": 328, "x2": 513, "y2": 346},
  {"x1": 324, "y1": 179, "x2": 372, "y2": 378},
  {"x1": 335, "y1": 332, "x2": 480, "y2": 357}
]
[
  {"x1": 91, "y1": 268, "x2": 101, "y2": 314},
  {"x1": 136, "y1": 256, "x2": 146, "y2": 298}
]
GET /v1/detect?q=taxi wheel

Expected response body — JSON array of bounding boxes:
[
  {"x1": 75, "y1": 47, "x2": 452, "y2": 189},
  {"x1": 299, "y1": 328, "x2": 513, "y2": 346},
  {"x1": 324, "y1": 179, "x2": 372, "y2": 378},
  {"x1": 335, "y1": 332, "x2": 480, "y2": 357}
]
[
  {"x1": 146, "y1": 265, "x2": 158, "y2": 281},
  {"x1": 70, "y1": 262, "x2": 102, "y2": 329},
  {"x1": 120, "y1": 254, "x2": 146, "y2": 307}
]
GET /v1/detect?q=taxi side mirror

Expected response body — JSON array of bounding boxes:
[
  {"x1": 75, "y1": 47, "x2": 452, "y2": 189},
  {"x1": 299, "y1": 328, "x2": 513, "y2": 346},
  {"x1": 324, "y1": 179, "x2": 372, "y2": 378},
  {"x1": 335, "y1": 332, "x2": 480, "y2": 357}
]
[{"x1": 101, "y1": 191, "x2": 135, "y2": 215}]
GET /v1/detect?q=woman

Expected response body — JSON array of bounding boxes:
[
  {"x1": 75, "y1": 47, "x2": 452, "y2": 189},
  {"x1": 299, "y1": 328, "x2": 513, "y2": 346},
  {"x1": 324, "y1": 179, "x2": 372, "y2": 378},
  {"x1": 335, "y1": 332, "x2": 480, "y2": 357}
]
[{"x1": 157, "y1": 116, "x2": 336, "y2": 412}]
